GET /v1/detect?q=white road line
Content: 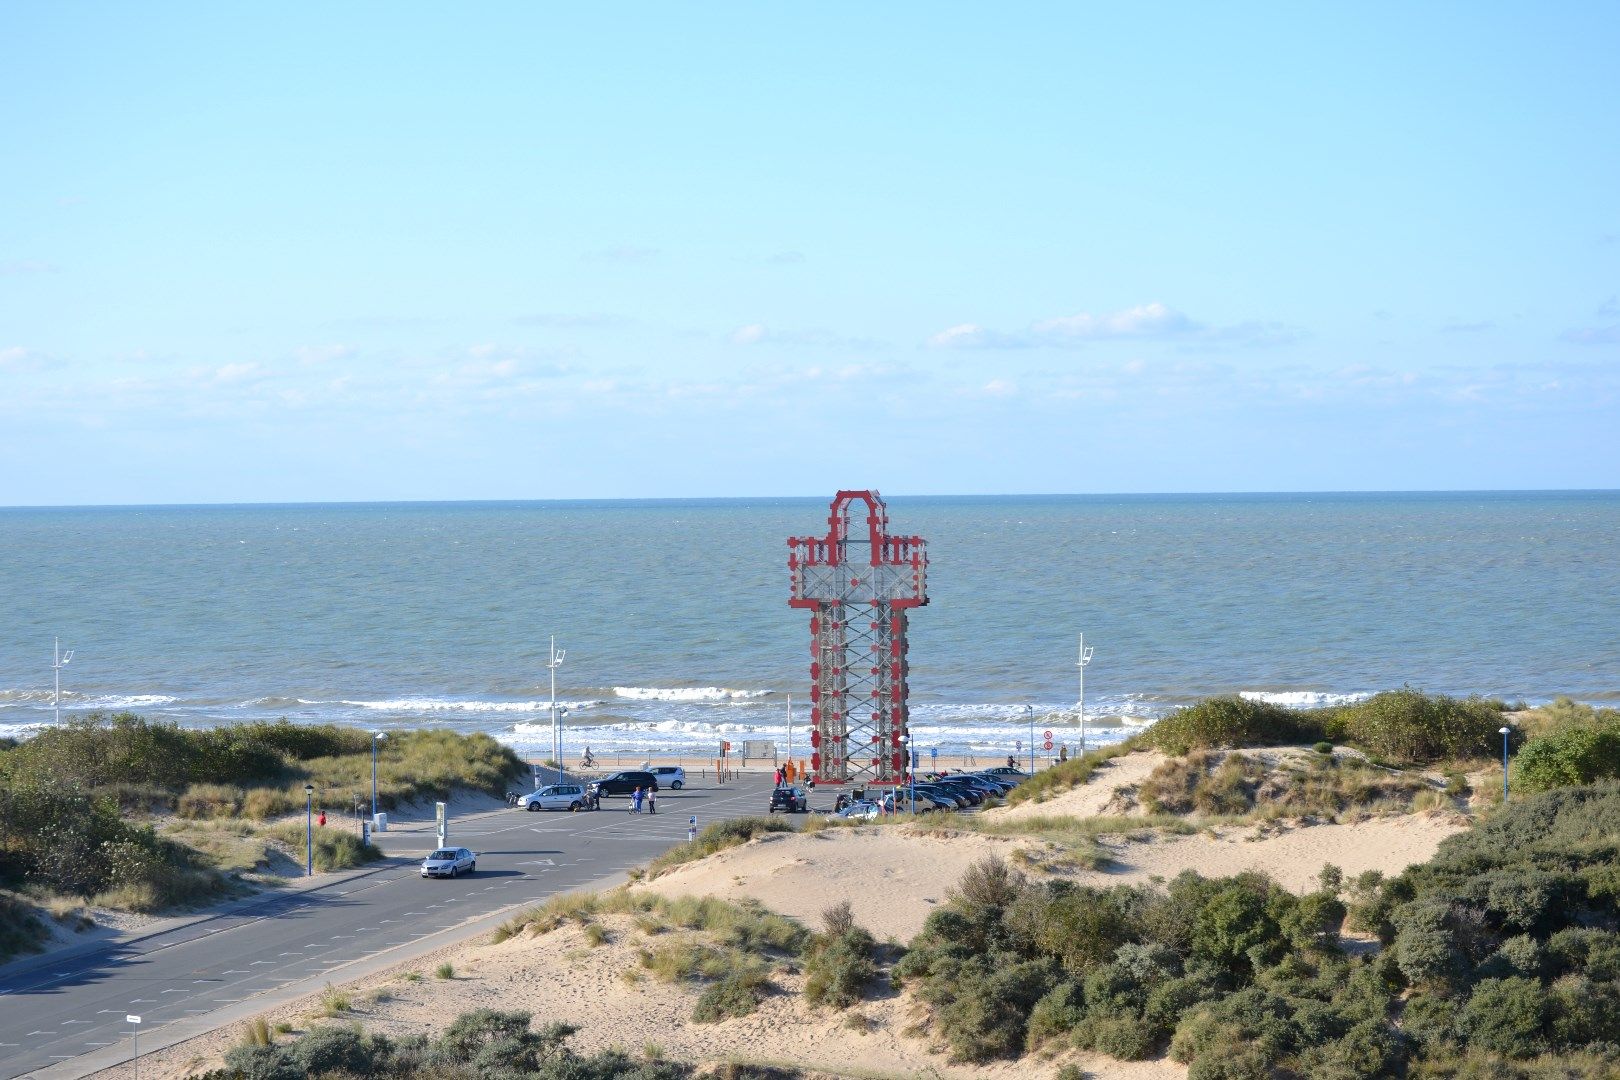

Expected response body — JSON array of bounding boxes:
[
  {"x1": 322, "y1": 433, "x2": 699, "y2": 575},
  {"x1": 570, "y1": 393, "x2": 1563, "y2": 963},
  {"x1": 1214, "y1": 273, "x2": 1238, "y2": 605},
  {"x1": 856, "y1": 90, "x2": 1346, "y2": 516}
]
[
  {"x1": 221, "y1": 970, "x2": 248, "y2": 975},
  {"x1": 62, "y1": 1020, "x2": 91, "y2": 1025},
  {"x1": 249, "y1": 960, "x2": 275, "y2": 965},
  {"x1": 26, "y1": 1031, "x2": 57, "y2": 1036},
  {"x1": 86, "y1": 1041, "x2": 113, "y2": 1047}
]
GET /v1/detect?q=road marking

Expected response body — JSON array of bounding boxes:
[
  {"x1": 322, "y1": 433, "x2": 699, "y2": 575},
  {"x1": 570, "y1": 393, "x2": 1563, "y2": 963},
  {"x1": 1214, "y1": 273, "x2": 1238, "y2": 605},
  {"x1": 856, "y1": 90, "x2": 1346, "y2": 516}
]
[
  {"x1": 221, "y1": 969, "x2": 248, "y2": 974},
  {"x1": 378, "y1": 918, "x2": 396, "y2": 924},
  {"x1": 62, "y1": 1019, "x2": 91, "y2": 1025},
  {"x1": 250, "y1": 960, "x2": 275, "y2": 965},
  {"x1": 329, "y1": 934, "x2": 352, "y2": 939},
  {"x1": 86, "y1": 1041, "x2": 114, "y2": 1046},
  {"x1": 131, "y1": 998, "x2": 156, "y2": 1003},
  {"x1": 26, "y1": 1031, "x2": 58, "y2": 1036},
  {"x1": 163, "y1": 988, "x2": 189, "y2": 994},
  {"x1": 96, "y1": 1009, "x2": 118, "y2": 1014}
]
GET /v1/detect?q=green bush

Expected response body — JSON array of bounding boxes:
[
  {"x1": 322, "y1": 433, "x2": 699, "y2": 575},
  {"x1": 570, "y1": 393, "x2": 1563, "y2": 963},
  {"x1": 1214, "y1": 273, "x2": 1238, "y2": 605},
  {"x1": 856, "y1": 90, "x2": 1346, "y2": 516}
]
[
  {"x1": 1329, "y1": 690, "x2": 1505, "y2": 764},
  {"x1": 803, "y1": 902, "x2": 877, "y2": 1009},
  {"x1": 1147, "y1": 697, "x2": 1325, "y2": 755},
  {"x1": 1514, "y1": 719, "x2": 1620, "y2": 793},
  {"x1": 212, "y1": 1008, "x2": 698, "y2": 1080},
  {"x1": 692, "y1": 968, "x2": 770, "y2": 1022},
  {"x1": 1456, "y1": 978, "x2": 1547, "y2": 1057}
]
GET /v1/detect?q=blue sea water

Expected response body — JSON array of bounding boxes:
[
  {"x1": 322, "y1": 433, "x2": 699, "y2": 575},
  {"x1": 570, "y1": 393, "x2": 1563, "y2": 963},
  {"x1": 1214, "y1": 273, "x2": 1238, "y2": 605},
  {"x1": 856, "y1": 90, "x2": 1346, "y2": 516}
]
[{"x1": 1, "y1": 492, "x2": 1616, "y2": 757}]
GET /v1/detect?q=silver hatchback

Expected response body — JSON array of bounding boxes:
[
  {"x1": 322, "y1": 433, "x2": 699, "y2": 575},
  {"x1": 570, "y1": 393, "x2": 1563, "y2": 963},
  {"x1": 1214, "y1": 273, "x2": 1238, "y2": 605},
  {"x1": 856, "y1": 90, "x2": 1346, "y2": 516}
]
[{"x1": 421, "y1": 847, "x2": 476, "y2": 878}]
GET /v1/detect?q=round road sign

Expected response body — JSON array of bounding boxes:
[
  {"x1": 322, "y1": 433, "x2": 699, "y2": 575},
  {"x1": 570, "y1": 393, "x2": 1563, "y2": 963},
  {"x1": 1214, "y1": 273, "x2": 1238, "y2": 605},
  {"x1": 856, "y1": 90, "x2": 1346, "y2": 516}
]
[
  {"x1": 1042, "y1": 729, "x2": 1053, "y2": 741},
  {"x1": 1043, "y1": 739, "x2": 1054, "y2": 751}
]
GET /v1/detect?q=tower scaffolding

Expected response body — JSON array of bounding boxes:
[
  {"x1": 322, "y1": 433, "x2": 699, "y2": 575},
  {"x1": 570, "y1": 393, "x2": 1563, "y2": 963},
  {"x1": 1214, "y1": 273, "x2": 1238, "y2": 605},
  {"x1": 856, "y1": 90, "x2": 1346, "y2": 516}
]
[{"x1": 788, "y1": 491, "x2": 929, "y2": 786}]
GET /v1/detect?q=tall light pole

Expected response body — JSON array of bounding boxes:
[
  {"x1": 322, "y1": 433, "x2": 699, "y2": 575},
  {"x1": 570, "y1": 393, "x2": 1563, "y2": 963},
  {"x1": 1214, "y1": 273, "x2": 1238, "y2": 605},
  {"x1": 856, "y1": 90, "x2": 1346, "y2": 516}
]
[
  {"x1": 1500, "y1": 726, "x2": 1512, "y2": 802},
  {"x1": 546, "y1": 636, "x2": 566, "y2": 784},
  {"x1": 304, "y1": 784, "x2": 314, "y2": 876},
  {"x1": 371, "y1": 732, "x2": 387, "y2": 822},
  {"x1": 52, "y1": 638, "x2": 74, "y2": 724},
  {"x1": 786, "y1": 694, "x2": 793, "y2": 768},
  {"x1": 1077, "y1": 634, "x2": 1095, "y2": 756},
  {"x1": 1024, "y1": 705, "x2": 1035, "y2": 773}
]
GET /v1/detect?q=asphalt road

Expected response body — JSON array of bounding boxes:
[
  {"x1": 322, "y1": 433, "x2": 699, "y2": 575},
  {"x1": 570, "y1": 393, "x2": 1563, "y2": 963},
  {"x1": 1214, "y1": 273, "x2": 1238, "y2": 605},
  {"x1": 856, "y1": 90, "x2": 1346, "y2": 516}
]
[{"x1": 2, "y1": 775, "x2": 785, "y2": 1079}]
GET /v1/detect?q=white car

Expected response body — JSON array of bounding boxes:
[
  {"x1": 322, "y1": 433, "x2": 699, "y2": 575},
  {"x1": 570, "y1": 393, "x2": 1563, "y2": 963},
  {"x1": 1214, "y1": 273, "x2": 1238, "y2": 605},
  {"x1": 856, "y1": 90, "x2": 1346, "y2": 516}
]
[
  {"x1": 516, "y1": 784, "x2": 588, "y2": 811},
  {"x1": 648, "y1": 765, "x2": 686, "y2": 790},
  {"x1": 421, "y1": 847, "x2": 476, "y2": 878}
]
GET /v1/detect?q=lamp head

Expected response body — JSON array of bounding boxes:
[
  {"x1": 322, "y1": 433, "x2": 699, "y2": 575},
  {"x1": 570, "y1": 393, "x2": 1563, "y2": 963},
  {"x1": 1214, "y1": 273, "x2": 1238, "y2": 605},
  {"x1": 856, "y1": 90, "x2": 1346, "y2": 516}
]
[
  {"x1": 1499, "y1": 726, "x2": 1511, "y2": 735},
  {"x1": 304, "y1": 784, "x2": 314, "y2": 795},
  {"x1": 375, "y1": 731, "x2": 387, "y2": 741}
]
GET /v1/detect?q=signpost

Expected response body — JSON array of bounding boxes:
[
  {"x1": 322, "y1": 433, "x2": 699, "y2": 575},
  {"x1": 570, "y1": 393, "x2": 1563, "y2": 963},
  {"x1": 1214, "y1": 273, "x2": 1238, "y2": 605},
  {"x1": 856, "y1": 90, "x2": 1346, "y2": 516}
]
[
  {"x1": 435, "y1": 801, "x2": 448, "y2": 847},
  {"x1": 688, "y1": 815, "x2": 698, "y2": 844},
  {"x1": 128, "y1": 1015, "x2": 142, "y2": 1080}
]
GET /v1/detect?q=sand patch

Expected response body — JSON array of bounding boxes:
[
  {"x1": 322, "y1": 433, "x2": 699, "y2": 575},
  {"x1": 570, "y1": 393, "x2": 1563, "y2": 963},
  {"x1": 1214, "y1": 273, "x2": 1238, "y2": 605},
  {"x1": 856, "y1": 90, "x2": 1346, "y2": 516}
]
[
  {"x1": 639, "y1": 826, "x2": 1044, "y2": 942},
  {"x1": 991, "y1": 750, "x2": 1167, "y2": 820},
  {"x1": 89, "y1": 911, "x2": 1184, "y2": 1080}
]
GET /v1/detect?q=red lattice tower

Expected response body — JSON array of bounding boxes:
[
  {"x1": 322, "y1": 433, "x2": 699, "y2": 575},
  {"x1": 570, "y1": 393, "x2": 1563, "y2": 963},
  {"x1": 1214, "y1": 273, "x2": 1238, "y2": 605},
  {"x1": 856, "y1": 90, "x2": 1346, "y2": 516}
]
[{"x1": 789, "y1": 491, "x2": 928, "y2": 786}]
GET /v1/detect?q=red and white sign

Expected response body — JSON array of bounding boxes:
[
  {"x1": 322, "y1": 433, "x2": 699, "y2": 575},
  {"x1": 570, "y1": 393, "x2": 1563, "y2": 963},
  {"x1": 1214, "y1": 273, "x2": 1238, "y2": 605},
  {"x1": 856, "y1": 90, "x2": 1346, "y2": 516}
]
[{"x1": 1042, "y1": 729, "x2": 1053, "y2": 741}]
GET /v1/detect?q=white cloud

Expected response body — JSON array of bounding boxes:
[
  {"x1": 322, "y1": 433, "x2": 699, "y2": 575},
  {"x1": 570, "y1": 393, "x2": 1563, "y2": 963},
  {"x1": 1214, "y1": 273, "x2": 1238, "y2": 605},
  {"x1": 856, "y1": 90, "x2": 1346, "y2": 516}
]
[
  {"x1": 1032, "y1": 302, "x2": 1197, "y2": 341},
  {"x1": 730, "y1": 323, "x2": 768, "y2": 345},
  {"x1": 927, "y1": 303, "x2": 1304, "y2": 351}
]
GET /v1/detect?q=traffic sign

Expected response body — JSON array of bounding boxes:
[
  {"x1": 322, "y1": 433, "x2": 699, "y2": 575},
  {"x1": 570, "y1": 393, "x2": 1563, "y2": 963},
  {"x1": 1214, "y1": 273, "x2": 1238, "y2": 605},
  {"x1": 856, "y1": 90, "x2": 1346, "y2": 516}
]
[
  {"x1": 1043, "y1": 729, "x2": 1053, "y2": 741},
  {"x1": 1043, "y1": 739, "x2": 1054, "y2": 751}
]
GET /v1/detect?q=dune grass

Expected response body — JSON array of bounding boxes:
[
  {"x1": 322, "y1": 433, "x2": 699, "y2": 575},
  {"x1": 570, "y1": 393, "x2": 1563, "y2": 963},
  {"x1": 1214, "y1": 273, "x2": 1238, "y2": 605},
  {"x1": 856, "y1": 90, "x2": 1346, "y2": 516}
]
[
  {"x1": 1003, "y1": 737, "x2": 1144, "y2": 807},
  {"x1": 643, "y1": 816, "x2": 796, "y2": 877}
]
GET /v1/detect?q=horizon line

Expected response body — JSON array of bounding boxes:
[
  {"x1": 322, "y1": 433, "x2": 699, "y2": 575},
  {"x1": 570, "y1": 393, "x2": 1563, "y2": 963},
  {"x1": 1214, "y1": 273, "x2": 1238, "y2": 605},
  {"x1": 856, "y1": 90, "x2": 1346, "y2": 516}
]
[{"x1": 3, "y1": 487, "x2": 1618, "y2": 512}]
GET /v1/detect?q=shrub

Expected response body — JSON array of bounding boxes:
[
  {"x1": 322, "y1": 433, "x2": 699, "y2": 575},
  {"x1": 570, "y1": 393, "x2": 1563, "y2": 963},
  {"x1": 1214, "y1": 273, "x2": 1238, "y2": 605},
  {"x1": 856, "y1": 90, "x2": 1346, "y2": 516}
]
[
  {"x1": 1148, "y1": 697, "x2": 1325, "y2": 755},
  {"x1": 692, "y1": 968, "x2": 770, "y2": 1022},
  {"x1": 1456, "y1": 977, "x2": 1547, "y2": 1057},
  {"x1": 1514, "y1": 719, "x2": 1620, "y2": 793},
  {"x1": 1330, "y1": 690, "x2": 1505, "y2": 764},
  {"x1": 804, "y1": 926, "x2": 876, "y2": 1009},
  {"x1": 1026, "y1": 980, "x2": 1086, "y2": 1045},
  {"x1": 435, "y1": 962, "x2": 455, "y2": 979},
  {"x1": 1313, "y1": 741, "x2": 1334, "y2": 755}
]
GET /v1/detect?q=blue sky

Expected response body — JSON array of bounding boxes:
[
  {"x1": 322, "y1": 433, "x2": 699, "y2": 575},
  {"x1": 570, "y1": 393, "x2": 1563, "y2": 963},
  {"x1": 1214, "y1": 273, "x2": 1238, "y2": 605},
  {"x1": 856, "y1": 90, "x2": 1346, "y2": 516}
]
[{"x1": 2, "y1": 3, "x2": 1617, "y2": 504}]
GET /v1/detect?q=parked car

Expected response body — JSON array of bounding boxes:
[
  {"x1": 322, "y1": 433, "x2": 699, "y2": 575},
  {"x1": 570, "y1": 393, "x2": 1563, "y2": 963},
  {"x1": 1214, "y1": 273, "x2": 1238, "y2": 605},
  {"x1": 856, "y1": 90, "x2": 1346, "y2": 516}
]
[
  {"x1": 769, "y1": 786, "x2": 808, "y2": 813},
  {"x1": 891, "y1": 787, "x2": 954, "y2": 812},
  {"x1": 516, "y1": 784, "x2": 588, "y2": 811},
  {"x1": 421, "y1": 847, "x2": 476, "y2": 878},
  {"x1": 964, "y1": 773, "x2": 1017, "y2": 794},
  {"x1": 983, "y1": 766, "x2": 1030, "y2": 780},
  {"x1": 648, "y1": 765, "x2": 686, "y2": 790},
  {"x1": 931, "y1": 778, "x2": 986, "y2": 805},
  {"x1": 913, "y1": 783, "x2": 969, "y2": 808},
  {"x1": 836, "y1": 800, "x2": 881, "y2": 820},
  {"x1": 587, "y1": 771, "x2": 658, "y2": 799}
]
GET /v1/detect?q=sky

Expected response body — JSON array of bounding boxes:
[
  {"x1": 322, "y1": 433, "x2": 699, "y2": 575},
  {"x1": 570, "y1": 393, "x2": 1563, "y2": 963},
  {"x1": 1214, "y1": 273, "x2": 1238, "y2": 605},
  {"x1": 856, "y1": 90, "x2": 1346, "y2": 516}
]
[{"x1": 2, "y1": 3, "x2": 1618, "y2": 505}]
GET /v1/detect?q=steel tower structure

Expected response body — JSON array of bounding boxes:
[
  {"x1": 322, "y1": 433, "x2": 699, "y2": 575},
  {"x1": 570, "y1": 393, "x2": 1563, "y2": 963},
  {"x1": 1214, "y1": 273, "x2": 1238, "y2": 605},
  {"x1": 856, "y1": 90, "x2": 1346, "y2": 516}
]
[{"x1": 789, "y1": 490, "x2": 928, "y2": 786}]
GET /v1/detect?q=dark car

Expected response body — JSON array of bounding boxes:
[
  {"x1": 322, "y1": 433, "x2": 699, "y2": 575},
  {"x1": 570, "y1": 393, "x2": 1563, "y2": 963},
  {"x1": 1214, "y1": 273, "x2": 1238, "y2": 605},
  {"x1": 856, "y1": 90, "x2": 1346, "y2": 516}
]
[
  {"x1": 888, "y1": 788, "x2": 954, "y2": 812},
  {"x1": 931, "y1": 778, "x2": 986, "y2": 805},
  {"x1": 910, "y1": 783, "x2": 968, "y2": 809},
  {"x1": 984, "y1": 766, "x2": 1030, "y2": 781},
  {"x1": 587, "y1": 771, "x2": 658, "y2": 798},
  {"x1": 964, "y1": 773, "x2": 1017, "y2": 794},
  {"x1": 769, "y1": 786, "x2": 808, "y2": 813}
]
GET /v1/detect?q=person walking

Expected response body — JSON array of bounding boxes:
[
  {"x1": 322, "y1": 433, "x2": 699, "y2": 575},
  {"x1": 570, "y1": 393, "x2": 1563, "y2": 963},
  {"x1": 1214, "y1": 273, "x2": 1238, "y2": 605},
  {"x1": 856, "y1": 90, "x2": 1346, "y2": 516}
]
[
  {"x1": 647, "y1": 788, "x2": 657, "y2": 815},
  {"x1": 630, "y1": 786, "x2": 643, "y2": 814},
  {"x1": 318, "y1": 809, "x2": 326, "y2": 827}
]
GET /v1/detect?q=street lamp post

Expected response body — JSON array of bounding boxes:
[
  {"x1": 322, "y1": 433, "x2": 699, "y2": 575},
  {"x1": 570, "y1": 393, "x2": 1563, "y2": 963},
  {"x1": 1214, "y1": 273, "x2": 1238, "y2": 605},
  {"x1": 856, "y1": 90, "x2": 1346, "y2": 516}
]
[
  {"x1": 52, "y1": 638, "x2": 74, "y2": 725},
  {"x1": 1077, "y1": 634, "x2": 1095, "y2": 756},
  {"x1": 546, "y1": 636, "x2": 566, "y2": 784},
  {"x1": 1500, "y1": 726, "x2": 1512, "y2": 802},
  {"x1": 1024, "y1": 705, "x2": 1035, "y2": 773},
  {"x1": 304, "y1": 784, "x2": 315, "y2": 876},
  {"x1": 371, "y1": 732, "x2": 387, "y2": 823}
]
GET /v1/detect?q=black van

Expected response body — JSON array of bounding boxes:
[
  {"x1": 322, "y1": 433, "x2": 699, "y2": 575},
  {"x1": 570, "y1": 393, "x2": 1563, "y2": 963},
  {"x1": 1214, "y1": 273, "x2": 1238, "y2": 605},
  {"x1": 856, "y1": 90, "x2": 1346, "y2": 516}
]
[{"x1": 587, "y1": 771, "x2": 658, "y2": 798}]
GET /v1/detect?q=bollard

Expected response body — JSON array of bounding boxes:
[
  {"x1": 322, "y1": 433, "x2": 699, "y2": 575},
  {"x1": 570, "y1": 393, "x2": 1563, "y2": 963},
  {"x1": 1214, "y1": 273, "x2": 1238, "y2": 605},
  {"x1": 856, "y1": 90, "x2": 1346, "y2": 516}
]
[{"x1": 688, "y1": 815, "x2": 698, "y2": 845}]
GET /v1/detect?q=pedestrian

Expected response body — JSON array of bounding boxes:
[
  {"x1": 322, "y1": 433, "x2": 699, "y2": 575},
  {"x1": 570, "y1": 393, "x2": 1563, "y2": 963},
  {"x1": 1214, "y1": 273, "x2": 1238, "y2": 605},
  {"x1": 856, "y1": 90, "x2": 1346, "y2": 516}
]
[
  {"x1": 1060, "y1": 745, "x2": 1069, "y2": 762},
  {"x1": 630, "y1": 786, "x2": 643, "y2": 813},
  {"x1": 647, "y1": 788, "x2": 657, "y2": 815},
  {"x1": 318, "y1": 809, "x2": 326, "y2": 827}
]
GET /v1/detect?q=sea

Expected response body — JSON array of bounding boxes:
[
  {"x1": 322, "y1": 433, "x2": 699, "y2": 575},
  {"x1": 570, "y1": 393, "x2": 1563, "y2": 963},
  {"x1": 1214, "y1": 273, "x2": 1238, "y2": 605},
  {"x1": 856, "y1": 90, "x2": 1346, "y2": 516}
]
[{"x1": 1, "y1": 492, "x2": 1616, "y2": 760}]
